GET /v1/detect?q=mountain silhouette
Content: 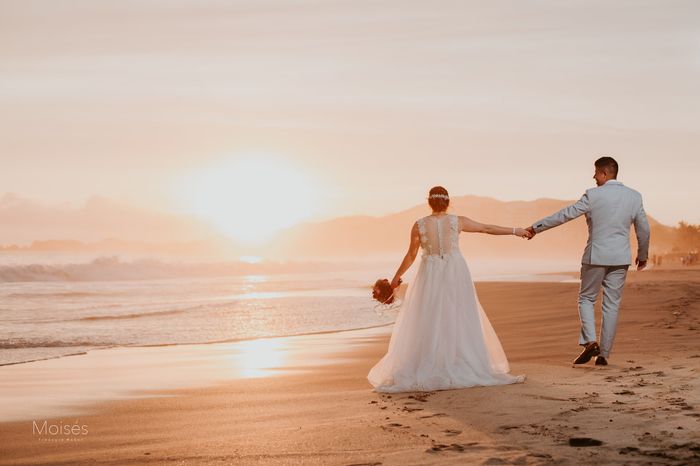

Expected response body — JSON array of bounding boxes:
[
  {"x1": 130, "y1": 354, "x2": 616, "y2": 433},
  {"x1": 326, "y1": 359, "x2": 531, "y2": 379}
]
[{"x1": 267, "y1": 195, "x2": 674, "y2": 261}]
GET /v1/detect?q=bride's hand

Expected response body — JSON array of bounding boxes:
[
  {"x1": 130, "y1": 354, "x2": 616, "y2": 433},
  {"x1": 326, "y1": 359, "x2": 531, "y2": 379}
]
[
  {"x1": 391, "y1": 277, "x2": 402, "y2": 289},
  {"x1": 514, "y1": 228, "x2": 532, "y2": 239}
]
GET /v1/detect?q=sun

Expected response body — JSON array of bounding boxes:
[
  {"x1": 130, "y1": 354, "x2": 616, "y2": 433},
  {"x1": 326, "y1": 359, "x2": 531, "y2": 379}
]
[{"x1": 179, "y1": 154, "x2": 319, "y2": 244}]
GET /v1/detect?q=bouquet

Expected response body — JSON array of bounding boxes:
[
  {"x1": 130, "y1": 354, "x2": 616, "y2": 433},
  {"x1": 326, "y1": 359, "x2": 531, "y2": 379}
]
[{"x1": 372, "y1": 278, "x2": 401, "y2": 305}]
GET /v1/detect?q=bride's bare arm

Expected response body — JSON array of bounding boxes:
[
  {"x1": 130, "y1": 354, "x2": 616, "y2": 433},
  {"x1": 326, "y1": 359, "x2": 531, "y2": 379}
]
[
  {"x1": 391, "y1": 222, "x2": 421, "y2": 287},
  {"x1": 458, "y1": 216, "x2": 531, "y2": 238}
]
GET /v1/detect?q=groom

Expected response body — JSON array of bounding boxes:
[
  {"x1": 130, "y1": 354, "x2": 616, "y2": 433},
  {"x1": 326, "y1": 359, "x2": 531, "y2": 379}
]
[{"x1": 526, "y1": 157, "x2": 650, "y2": 366}]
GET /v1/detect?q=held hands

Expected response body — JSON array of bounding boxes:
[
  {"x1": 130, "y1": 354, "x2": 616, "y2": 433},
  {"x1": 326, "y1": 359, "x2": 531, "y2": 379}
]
[
  {"x1": 514, "y1": 227, "x2": 534, "y2": 239},
  {"x1": 525, "y1": 226, "x2": 536, "y2": 240}
]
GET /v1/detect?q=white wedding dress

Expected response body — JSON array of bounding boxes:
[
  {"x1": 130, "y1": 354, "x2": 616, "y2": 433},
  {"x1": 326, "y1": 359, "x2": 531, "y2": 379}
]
[{"x1": 367, "y1": 213, "x2": 525, "y2": 393}]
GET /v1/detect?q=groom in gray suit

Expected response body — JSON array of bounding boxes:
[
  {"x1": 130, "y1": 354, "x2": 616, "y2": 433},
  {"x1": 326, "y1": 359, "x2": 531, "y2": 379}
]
[{"x1": 526, "y1": 157, "x2": 650, "y2": 365}]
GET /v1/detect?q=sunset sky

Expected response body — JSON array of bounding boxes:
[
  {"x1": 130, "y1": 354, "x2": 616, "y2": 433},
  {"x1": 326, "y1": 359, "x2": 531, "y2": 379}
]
[{"x1": 1, "y1": 1, "x2": 699, "y2": 244}]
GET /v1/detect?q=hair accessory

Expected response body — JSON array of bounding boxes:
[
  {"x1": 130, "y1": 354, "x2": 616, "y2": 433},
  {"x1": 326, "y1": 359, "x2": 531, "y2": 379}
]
[{"x1": 429, "y1": 193, "x2": 449, "y2": 200}]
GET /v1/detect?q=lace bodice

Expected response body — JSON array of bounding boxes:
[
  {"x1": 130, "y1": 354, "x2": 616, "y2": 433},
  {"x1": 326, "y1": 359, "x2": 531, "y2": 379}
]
[{"x1": 416, "y1": 214, "x2": 460, "y2": 259}]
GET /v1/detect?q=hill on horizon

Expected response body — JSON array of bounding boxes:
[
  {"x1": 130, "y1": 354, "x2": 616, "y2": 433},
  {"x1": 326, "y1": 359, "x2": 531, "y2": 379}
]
[
  {"x1": 0, "y1": 193, "x2": 678, "y2": 262},
  {"x1": 266, "y1": 195, "x2": 675, "y2": 261}
]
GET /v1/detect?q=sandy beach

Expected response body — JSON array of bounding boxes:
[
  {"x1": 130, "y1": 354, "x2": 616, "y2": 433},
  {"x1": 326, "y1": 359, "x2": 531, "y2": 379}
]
[
  {"x1": 1, "y1": 268, "x2": 698, "y2": 465},
  {"x1": 3, "y1": 1, "x2": 699, "y2": 464}
]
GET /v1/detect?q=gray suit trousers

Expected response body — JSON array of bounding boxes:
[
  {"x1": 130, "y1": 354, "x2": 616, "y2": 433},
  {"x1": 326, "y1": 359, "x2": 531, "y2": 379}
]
[{"x1": 578, "y1": 264, "x2": 629, "y2": 357}]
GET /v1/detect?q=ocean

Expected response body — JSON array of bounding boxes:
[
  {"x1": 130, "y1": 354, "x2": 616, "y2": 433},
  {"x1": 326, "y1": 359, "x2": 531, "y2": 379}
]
[{"x1": 0, "y1": 254, "x2": 578, "y2": 366}]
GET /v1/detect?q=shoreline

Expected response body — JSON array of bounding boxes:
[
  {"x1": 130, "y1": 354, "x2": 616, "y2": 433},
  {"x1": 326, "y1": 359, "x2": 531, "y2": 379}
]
[
  {"x1": 0, "y1": 321, "x2": 396, "y2": 369},
  {"x1": 1, "y1": 269, "x2": 698, "y2": 465},
  {"x1": 0, "y1": 322, "x2": 395, "y2": 423},
  {"x1": 0, "y1": 270, "x2": 584, "y2": 368}
]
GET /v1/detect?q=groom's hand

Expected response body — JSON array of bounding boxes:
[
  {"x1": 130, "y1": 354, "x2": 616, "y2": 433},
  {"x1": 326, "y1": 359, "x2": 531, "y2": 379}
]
[
  {"x1": 525, "y1": 226, "x2": 536, "y2": 240},
  {"x1": 635, "y1": 258, "x2": 647, "y2": 271}
]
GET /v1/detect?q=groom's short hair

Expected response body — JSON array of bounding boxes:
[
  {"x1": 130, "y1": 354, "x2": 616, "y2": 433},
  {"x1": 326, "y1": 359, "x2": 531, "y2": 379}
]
[{"x1": 595, "y1": 156, "x2": 618, "y2": 178}]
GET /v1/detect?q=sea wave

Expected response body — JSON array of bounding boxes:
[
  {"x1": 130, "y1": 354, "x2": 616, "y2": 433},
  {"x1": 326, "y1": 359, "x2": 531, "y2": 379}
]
[
  {"x1": 0, "y1": 256, "x2": 257, "y2": 282},
  {"x1": 0, "y1": 339, "x2": 117, "y2": 349},
  {"x1": 75, "y1": 309, "x2": 185, "y2": 321},
  {"x1": 0, "y1": 256, "x2": 374, "y2": 283},
  {"x1": 7, "y1": 291, "x2": 112, "y2": 298},
  {"x1": 0, "y1": 322, "x2": 395, "y2": 366}
]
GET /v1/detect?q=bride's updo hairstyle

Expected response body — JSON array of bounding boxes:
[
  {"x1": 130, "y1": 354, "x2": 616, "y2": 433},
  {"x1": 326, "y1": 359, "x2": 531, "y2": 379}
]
[{"x1": 428, "y1": 186, "x2": 449, "y2": 212}]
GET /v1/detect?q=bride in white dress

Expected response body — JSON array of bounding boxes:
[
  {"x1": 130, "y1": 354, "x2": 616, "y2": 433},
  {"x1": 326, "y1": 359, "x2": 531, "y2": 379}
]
[{"x1": 367, "y1": 186, "x2": 529, "y2": 393}]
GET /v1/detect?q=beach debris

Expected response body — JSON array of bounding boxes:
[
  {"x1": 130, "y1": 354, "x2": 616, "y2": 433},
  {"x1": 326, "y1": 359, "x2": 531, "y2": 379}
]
[{"x1": 569, "y1": 437, "x2": 604, "y2": 447}]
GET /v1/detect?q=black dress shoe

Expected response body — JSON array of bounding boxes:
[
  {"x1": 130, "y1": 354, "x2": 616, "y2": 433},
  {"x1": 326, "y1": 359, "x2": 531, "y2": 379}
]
[
  {"x1": 595, "y1": 356, "x2": 608, "y2": 366},
  {"x1": 573, "y1": 342, "x2": 600, "y2": 364}
]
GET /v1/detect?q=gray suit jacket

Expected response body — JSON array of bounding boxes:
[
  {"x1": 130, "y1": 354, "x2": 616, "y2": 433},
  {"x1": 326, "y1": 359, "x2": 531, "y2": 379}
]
[{"x1": 532, "y1": 180, "x2": 650, "y2": 266}]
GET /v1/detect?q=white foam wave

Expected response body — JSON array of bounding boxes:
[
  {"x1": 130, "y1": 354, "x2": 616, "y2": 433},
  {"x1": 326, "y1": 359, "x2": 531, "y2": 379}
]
[{"x1": 0, "y1": 256, "x2": 262, "y2": 282}]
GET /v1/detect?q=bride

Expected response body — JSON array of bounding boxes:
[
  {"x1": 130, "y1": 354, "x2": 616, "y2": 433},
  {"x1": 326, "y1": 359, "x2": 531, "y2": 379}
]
[{"x1": 367, "y1": 186, "x2": 529, "y2": 393}]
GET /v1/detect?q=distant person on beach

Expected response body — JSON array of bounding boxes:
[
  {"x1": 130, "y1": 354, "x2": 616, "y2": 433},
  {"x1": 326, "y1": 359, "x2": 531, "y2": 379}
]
[{"x1": 526, "y1": 157, "x2": 650, "y2": 366}]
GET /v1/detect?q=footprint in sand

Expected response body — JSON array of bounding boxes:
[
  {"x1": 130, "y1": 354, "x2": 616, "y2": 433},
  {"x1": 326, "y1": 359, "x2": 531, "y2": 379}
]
[
  {"x1": 482, "y1": 458, "x2": 510, "y2": 465},
  {"x1": 614, "y1": 389, "x2": 636, "y2": 395},
  {"x1": 498, "y1": 425, "x2": 521, "y2": 431},
  {"x1": 667, "y1": 397, "x2": 694, "y2": 410},
  {"x1": 407, "y1": 392, "x2": 435, "y2": 402},
  {"x1": 525, "y1": 394, "x2": 570, "y2": 402},
  {"x1": 425, "y1": 442, "x2": 480, "y2": 453},
  {"x1": 383, "y1": 422, "x2": 410, "y2": 429},
  {"x1": 619, "y1": 446, "x2": 640, "y2": 455},
  {"x1": 418, "y1": 412, "x2": 447, "y2": 419},
  {"x1": 401, "y1": 406, "x2": 424, "y2": 413}
]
